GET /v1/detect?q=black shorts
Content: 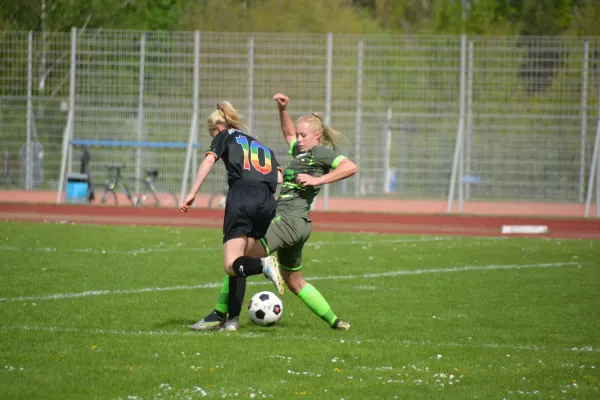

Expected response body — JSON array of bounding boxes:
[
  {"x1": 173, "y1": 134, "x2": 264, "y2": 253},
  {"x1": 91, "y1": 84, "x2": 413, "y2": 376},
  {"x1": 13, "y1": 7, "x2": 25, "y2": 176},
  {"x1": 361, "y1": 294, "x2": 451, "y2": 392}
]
[{"x1": 222, "y1": 180, "x2": 277, "y2": 243}]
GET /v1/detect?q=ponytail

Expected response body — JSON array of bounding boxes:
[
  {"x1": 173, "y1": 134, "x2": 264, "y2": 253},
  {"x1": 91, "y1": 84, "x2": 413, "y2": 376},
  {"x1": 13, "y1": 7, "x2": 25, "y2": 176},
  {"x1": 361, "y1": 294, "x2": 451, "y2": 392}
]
[{"x1": 207, "y1": 101, "x2": 246, "y2": 133}]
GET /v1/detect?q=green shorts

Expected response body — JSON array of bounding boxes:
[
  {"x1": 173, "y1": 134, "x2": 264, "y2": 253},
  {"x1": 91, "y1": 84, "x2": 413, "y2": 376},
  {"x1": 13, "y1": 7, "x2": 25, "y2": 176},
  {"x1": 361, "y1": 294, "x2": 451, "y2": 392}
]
[{"x1": 260, "y1": 214, "x2": 312, "y2": 271}]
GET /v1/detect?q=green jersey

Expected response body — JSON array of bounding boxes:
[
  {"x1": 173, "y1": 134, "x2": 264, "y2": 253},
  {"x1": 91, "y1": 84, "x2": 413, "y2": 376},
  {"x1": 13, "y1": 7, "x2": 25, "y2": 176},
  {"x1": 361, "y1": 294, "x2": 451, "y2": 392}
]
[{"x1": 277, "y1": 139, "x2": 346, "y2": 220}]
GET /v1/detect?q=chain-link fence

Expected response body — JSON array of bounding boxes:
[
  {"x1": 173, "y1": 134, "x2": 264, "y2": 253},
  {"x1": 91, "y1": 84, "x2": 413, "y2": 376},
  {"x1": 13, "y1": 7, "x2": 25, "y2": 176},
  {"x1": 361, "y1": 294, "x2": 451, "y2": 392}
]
[
  {"x1": 0, "y1": 31, "x2": 71, "y2": 190},
  {"x1": 1, "y1": 30, "x2": 599, "y2": 209},
  {"x1": 467, "y1": 36, "x2": 600, "y2": 204}
]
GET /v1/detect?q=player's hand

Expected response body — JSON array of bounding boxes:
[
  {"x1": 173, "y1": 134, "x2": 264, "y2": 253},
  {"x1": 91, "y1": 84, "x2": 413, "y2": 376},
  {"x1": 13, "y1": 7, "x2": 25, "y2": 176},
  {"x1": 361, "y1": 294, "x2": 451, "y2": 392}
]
[
  {"x1": 180, "y1": 193, "x2": 196, "y2": 213},
  {"x1": 273, "y1": 93, "x2": 289, "y2": 111},
  {"x1": 296, "y1": 174, "x2": 322, "y2": 187}
]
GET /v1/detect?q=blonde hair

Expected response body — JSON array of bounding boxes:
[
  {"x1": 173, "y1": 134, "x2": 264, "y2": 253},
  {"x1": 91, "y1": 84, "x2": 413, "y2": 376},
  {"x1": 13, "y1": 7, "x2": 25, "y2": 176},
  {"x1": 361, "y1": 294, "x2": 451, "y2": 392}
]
[
  {"x1": 207, "y1": 101, "x2": 246, "y2": 133},
  {"x1": 297, "y1": 113, "x2": 348, "y2": 151}
]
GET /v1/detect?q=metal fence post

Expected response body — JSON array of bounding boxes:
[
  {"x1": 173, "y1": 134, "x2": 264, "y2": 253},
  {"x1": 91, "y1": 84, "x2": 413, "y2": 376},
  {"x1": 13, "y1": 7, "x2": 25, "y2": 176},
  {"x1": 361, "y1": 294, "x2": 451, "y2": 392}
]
[
  {"x1": 465, "y1": 39, "x2": 474, "y2": 201},
  {"x1": 584, "y1": 80, "x2": 600, "y2": 217},
  {"x1": 447, "y1": 34, "x2": 467, "y2": 213},
  {"x1": 26, "y1": 31, "x2": 33, "y2": 191},
  {"x1": 354, "y1": 37, "x2": 363, "y2": 197},
  {"x1": 56, "y1": 27, "x2": 77, "y2": 204},
  {"x1": 383, "y1": 107, "x2": 392, "y2": 193},
  {"x1": 579, "y1": 40, "x2": 589, "y2": 203},
  {"x1": 248, "y1": 36, "x2": 254, "y2": 135},
  {"x1": 136, "y1": 32, "x2": 146, "y2": 196},
  {"x1": 458, "y1": 116, "x2": 464, "y2": 213},
  {"x1": 597, "y1": 145, "x2": 600, "y2": 217},
  {"x1": 191, "y1": 33, "x2": 200, "y2": 188},
  {"x1": 180, "y1": 31, "x2": 200, "y2": 203},
  {"x1": 323, "y1": 32, "x2": 333, "y2": 211}
]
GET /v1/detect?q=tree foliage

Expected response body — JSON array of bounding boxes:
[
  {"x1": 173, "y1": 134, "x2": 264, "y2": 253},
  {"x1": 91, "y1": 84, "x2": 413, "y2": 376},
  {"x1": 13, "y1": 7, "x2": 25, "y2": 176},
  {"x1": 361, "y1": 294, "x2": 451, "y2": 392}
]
[{"x1": 0, "y1": 0, "x2": 599, "y2": 36}]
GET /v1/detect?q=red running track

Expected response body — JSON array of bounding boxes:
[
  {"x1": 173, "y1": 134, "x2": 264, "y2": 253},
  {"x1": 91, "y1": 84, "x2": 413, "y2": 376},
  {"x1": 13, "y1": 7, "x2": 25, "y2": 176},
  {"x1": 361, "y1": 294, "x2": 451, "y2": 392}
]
[{"x1": 1, "y1": 203, "x2": 599, "y2": 239}]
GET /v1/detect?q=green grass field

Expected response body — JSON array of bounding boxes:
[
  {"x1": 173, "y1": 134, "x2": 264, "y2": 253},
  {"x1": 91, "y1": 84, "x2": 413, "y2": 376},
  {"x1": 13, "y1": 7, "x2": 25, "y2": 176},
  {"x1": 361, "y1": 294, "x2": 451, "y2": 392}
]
[{"x1": 0, "y1": 221, "x2": 599, "y2": 399}]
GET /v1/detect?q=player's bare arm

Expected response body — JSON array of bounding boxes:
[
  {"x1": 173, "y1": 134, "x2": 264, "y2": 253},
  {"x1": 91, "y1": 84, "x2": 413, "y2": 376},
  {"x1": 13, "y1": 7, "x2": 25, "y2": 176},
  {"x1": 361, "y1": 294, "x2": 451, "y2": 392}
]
[
  {"x1": 273, "y1": 93, "x2": 296, "y2": 146},
  {"x1": 180, "y1": 154, "x2": 216, "y2": 212}
]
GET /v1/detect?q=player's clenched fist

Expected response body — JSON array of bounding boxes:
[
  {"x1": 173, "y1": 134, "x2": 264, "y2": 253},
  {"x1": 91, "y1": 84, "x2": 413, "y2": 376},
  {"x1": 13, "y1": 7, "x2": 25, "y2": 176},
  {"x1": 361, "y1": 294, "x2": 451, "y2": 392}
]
[{"x1": 273, "y1": 93, "x2": 289, "y2": 111}]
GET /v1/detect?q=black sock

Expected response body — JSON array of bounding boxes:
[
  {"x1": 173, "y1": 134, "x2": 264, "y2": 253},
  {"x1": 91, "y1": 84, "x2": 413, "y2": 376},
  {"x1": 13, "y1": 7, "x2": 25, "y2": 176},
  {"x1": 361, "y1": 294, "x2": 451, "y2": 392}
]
[
  {"x1": 206, "y1": 310, "x2": 226, "y2": 321},
  {"x1": 232, "y1": 256, "x2": 263, "y2": 277},
  {"x1": 227, "y1": 276, "x2": 246, "y2": 318}
]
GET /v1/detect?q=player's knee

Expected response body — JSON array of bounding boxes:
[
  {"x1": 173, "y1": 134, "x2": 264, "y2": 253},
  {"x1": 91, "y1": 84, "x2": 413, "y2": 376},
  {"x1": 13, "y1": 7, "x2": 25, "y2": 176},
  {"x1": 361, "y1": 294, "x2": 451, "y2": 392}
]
[
  {"x1": 245, "y1": 240, "x2": 267, "y2": 258},
  {"x1": 223, "y1": 263, "x2": 236, "y2": 276}
]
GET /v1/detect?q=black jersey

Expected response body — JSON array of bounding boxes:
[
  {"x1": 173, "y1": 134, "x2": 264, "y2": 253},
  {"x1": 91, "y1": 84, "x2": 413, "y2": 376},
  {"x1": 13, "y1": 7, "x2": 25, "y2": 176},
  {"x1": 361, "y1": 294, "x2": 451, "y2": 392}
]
[{"x1": 206, "y1": 128, "x2": 280, "y2": 194}]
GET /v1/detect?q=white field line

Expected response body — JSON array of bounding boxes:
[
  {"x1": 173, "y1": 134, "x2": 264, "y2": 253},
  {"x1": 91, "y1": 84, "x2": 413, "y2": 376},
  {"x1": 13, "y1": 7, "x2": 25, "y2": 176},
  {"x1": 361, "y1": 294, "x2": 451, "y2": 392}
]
[
  {"x1": 0, "y1": 262, "x2": 579, "y2": 303},
  {"x1": 0, "y1": 324, "x2": 597, "y2": 354},
  {"x1": 0, "y1": 236, "x2": 454, "y2": 255}
]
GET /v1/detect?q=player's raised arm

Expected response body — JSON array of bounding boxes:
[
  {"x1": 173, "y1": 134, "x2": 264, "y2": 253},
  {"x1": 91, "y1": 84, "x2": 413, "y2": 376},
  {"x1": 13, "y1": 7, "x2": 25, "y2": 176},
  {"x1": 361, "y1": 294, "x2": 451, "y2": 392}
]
[{"x1": 273, "y1": 93, "x2": 295, "y2": 146}]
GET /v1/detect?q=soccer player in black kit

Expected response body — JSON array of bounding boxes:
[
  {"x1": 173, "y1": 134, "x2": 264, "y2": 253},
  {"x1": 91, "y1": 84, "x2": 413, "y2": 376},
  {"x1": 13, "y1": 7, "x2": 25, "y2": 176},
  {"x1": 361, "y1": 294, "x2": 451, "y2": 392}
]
[{"x1": 181, "y1": 101, "x2": 285, "y2": 331}]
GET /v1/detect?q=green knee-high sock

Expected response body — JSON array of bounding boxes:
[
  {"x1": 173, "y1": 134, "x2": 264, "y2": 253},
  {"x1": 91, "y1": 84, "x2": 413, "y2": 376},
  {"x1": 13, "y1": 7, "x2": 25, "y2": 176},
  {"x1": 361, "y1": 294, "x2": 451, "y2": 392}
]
[
  {"x1": 214, "y1": 276, "x2": 229, "y2": 314},
  {"x1": 297, "y1": 283, "x2": 337, "y2": 327}
]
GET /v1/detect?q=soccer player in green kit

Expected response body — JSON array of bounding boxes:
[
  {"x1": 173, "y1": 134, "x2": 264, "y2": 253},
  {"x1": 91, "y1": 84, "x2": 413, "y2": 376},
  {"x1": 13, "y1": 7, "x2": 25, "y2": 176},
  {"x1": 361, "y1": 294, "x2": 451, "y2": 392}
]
[{"x1": 193, "y1": 93, "x2": 358, "y2": 332}]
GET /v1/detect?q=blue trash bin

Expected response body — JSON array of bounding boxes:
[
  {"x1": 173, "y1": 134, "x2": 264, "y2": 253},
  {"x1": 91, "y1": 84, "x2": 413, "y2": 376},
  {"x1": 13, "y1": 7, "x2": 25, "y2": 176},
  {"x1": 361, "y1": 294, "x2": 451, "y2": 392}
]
[{"x1": 66, "y1": 173, "x2": 89, "y2": 204}]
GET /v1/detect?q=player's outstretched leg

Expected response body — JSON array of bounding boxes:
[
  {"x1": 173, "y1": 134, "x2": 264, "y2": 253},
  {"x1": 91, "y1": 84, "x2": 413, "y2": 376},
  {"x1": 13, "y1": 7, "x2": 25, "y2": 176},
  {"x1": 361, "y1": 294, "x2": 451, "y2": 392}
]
[{"x1": 286, "y1": 272, "x2": 350, "y2": 331}]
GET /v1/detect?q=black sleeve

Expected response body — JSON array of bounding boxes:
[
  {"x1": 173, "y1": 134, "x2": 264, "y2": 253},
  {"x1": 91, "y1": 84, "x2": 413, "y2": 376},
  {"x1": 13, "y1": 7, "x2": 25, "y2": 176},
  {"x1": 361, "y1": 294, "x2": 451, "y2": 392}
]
[{"x1": 206, "y1": 131, "x2": 230, "y2": 160}]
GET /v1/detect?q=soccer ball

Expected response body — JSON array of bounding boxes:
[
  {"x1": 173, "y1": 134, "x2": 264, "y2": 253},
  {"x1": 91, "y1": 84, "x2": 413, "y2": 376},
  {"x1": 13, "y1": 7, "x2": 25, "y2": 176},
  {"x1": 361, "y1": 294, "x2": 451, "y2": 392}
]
[{"x1": 248, "y1": 291, "x2": 283, "y2": 327}]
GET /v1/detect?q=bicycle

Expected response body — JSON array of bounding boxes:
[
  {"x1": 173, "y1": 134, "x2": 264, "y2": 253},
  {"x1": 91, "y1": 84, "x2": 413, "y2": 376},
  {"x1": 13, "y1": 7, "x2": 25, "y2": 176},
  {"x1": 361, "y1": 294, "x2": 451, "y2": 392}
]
[
  {"x1": 90, "y1": 165, "x2": 178, "y2": 208},
  {"x1": 136, "y1": 168, "x2": 179, "y2": 208}
]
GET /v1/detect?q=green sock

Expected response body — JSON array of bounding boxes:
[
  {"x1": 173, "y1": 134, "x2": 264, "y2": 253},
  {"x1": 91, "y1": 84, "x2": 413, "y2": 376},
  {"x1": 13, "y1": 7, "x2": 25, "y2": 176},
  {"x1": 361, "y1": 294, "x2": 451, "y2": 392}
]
[
  {"x1": 297, "y1": 283, "x2": 337, "y2": 327},
  {"x1": 214, "y1": 276, "x2": 229, "y2": 314}
]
